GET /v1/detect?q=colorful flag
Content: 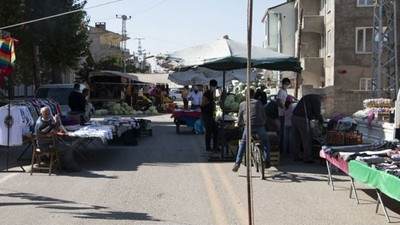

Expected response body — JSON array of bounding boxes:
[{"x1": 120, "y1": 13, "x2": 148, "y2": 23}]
[{"x1": 0, "y1": 37, "x2": 18, "y2": 83}]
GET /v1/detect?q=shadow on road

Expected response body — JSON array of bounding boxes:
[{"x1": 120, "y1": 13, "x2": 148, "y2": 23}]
[{"x1": 0, "y1": 189, "x2": 161, "y2": 222}]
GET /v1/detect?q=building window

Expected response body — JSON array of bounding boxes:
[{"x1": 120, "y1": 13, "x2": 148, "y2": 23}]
[
  {"x1": 356, "y1": 27, "x2": 373, "y2": 53},
  {"x1": 360, "y1": 78, "x2": 371, "y2": 90},
  {"x1": 327, "y1": 30, "x2": 332, "y2": 56},
  {"x1": 357, "y1": 0, "x2": 374, "y2": 7}
]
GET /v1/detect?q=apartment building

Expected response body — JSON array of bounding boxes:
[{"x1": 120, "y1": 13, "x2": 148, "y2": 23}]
[
  {"x1": 263, "y1": 0, "x2": 400, "y2": 117},
  {"x1": 88, "y1": 22, "x2": 130, "y2": 64}
]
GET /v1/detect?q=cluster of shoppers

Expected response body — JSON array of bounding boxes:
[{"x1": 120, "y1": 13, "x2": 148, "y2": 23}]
[{"x1": 231, "y1": 78, "x2": 326, "y2": 172}]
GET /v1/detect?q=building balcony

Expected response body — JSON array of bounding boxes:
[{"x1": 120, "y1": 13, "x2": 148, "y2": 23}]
[
  {"x1": 300, "y1": 57, "x2": 323, "y2": 75},
  {"x1": 302, "y1": 15, "x2": 323, "y2": 34}
]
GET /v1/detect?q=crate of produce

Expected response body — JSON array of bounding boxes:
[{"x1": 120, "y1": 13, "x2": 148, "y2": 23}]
[
  {"x1": 267, "y1": 132, "x2": 279, "y2": 152},
  {"x1": 219, "y1": 126, "x2": 242, "y2": 140},
  {"x1": 327, "y1": 130, "x2": 362, "y2": 146},
  {"x1": 376, "y1": 112, "x2": 392, "y2": 122},
  {"x1": 344, "y1": 132, "x2": 362, "y2": 145},
  {"x1": 327, "y1": 130, "x2": 346, "y2": 146},
  {"x1": 270, "y1": 151, "x2": 280, "y2": 166}
]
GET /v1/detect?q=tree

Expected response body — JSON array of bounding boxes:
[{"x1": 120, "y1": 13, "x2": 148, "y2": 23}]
[
  {"x1": 75, "y1": 54, "x2": 95, "y2": 84},
  {"x1": 95, "y1": 55, "x2": 122, "y2": 71},
  {"x1": 28, "y1": 0, "x2": 90, "y2": 83},
  {"x1": 0, "y1": 0, "x2": 27, "y2": 97},
  {"x1": 1, "y1": 0, "x2": 90, "y2": 88}
]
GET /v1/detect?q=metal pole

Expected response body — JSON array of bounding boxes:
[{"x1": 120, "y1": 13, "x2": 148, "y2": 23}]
[
  {"x1": 246, "y1": 1, "x2": 254, "y2": 224},
  {"x1": 116, "y1": 14, "x2": 132, "y2": 105},
  {"x1": 295, "y1": 8, "x2": 303, "y2": 99}
]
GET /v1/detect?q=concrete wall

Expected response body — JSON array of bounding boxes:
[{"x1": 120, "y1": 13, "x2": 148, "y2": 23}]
[
  {"x1": 300, "y1": 0, "x2": 321, "y2": 15},
  {"x1": 301, "y1": 84, "x2": 370, "y2": 118}
]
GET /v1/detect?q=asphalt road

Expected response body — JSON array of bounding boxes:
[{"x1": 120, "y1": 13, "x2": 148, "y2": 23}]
[{"x1": 0, "y1": 114, "x2": 399, "y2": 225}]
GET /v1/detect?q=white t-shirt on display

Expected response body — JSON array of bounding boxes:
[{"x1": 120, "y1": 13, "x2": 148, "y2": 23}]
[{"x1": 0, "y1": 106, "x2": 23, "y2": 146}]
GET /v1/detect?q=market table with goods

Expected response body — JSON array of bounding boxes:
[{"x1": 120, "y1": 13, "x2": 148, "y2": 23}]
[
  {"x1": 171, "y1": 109, "x2": 202, "y2": 133},
  {"x1": 58, "y1": 116, "x2": 150, "y2": 158},
  {"x1": 320, "y1": 137, "x2": 400, "y2": 222}
]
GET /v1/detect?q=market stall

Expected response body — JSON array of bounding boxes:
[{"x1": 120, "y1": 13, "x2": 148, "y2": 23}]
[
  {"x1": 210, "y1": 120, "x2": 241, "y2": 160},
  {"x1": 349, "y1": 156, "x2": 400, "y2": 223},
  {"x1": 353, "y1": 98, "x2": 396, "y2": 143},
  {"x1": 320, "y1": 140, "x2": 399, "y2": 222},
  {"x1": 171, "y1": 109, "x2": 202, "y2": 134}
]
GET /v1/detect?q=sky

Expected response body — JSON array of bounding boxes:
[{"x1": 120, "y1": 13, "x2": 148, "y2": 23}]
[{"x1": 85, "y1": 0, "x2": 286, "y2": 71}]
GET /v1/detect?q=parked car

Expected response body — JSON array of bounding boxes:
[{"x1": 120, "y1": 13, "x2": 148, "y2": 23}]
[
  {"x1": 169, "y1": 88, "x2": 183, "y2": 101},
  {"x1": 34, "y1": 83, "x2": 90, "y2": 118}
]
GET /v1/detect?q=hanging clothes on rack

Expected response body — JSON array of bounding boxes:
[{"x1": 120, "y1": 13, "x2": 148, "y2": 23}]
[{"x1": 0, "y1": 104, "x2": 33, "y2": 146}]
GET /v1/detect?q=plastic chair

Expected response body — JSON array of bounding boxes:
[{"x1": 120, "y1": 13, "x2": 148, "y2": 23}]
[{"x1": 30, "y1": 134, "x2": 61, "y2": 175}]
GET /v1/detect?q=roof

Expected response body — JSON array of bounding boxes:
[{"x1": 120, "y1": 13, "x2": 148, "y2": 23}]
[
  {"x1": 261, "y1": 1, "x2": 293, "y2": 22},
  {"x1": 94, "y1": 70, "x2": 182, "y2": 88},
  {"x1": 130, "y1": 73, "x2": 183, "y2": 88}
]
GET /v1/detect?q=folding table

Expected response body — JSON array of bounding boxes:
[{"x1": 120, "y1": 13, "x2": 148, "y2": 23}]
[
  {"x1": 171, "y1": 110, "x2": 201, "y2": 134},
  {"x1": 349, "y1": 160, "x2": 400, "y2": 223},
  {"x1": 319, "y1": 150, "x2": 359, "y2": 203}
]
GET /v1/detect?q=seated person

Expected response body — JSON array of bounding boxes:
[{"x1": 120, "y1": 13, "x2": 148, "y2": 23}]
[{"x1": 35, "y1": 106, "x2": 80, "y2": 172}]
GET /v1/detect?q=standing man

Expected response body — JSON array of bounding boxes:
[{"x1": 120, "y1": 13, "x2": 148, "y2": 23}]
[
  {"x1": 181, "y1": 86, "x2": 190, "y2": 110},
  {"x1": 187, "y1": 86, "x2": 202, "y2": 110},
  {"x1": 254, "y1": 85, "x2": 267, "y2": 106},
  {"x1": 232, "y1": 89, "x2": 271, "y2": 172},
  {"x1": 291, "y1": 93, "x2": 326, "y2": 163},
  {"x1": 201, "y1": 79, "x2": 219, "y2": 152},
  {"x1": 68, "y1": 83, "x2": 87, "y2": 124},
  {"x1": 68, "y1": 83, "x2": 86, "y2": 113},
  {"x1": 276, "y1": 78, "x2": 291, "y2": 154}
]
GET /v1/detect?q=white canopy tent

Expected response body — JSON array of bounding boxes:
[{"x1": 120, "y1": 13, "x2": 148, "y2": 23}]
[{"x1": 167, "y1": 68, "x2": 261, "y2": 86}]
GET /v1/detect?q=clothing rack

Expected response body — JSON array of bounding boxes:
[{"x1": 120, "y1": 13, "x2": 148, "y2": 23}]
[{"x1": 0, "y1": 100, "x2": 26, "y2": 172}]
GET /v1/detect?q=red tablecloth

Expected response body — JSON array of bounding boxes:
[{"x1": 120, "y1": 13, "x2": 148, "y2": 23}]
[
  {"x1": 171, "y1": 110, "x2": 202, "y2": 118},
  {"x1": 320, "y1": 150, "x2": 349, "y2": 174}
]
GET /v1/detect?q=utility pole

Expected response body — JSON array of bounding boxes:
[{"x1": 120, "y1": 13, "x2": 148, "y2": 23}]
[
  {"x1": 134, "y1": 38, "x2": 148, "y2": 70},
  {"x1": 370, "y1": 0, "x2": 398, "y2": 98},
  {"x1": 116, "y1": 14, "x2": 131, "y2": 74},
  {"x1": 116, "y1": 14, "x2": 132, "y2": 105}
]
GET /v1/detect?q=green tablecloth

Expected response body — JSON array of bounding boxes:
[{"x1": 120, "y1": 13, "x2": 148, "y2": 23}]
[{"x1": 349, "y1": 160, "x2": 400, "y2": 202}]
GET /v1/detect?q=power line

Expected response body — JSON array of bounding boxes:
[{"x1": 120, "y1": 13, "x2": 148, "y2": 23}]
[
  {"x1": 130, "y1": 32, "x2": 185, "y2": 46},
  {"x1": 0, "y1": 0, "x2": 126, "y2": 30}
]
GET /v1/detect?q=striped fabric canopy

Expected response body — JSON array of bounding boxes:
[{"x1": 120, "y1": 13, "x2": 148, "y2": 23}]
[{"x1": 0, "y1": 37, "x2": 18, "y2": 82}]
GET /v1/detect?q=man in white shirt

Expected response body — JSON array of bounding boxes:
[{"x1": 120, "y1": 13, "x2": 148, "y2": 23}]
[
  {"x1": 276, "y1": 78, "x2": 291, "y2": 154},
  {"x1": 187, "y1": 86, "x2": 203, "y2": 109}
]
